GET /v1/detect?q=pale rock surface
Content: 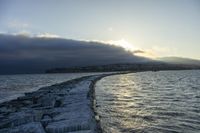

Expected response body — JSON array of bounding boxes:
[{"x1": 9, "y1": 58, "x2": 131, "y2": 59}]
[{"x1": 0, "y1": 74, "x2": 109, "y2": 133}]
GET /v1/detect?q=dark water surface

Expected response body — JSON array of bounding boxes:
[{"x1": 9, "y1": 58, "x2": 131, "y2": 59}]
[{"x1": 95, "y1": 70, "x2": 200, "y2": 133}]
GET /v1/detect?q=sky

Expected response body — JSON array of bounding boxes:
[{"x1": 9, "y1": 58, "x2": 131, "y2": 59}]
[{"x1": 0, "y1": 0, "x2": 200, "y2": 59}]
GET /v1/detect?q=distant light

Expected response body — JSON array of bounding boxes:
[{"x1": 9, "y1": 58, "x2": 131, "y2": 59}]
[{"x1": 108, "y1": 39, "x2": 137, "y2": 52}]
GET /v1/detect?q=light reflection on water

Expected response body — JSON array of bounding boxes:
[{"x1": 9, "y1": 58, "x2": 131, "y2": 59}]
[{"x1": 95, "y1": 70, "x2": 200, "y2": 133}]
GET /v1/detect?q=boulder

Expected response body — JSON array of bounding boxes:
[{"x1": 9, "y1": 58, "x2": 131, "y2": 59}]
[
  {"x1": 46, "y1": 119, "x2": 91, "y2": 133},
  {"x1": 10, "y1": 122, "x2": 45, "y2": 133},
  {"x1": 37, "y1": 94, "x2": 56, "y2": 107},
  {"x1": 41, "y1": 114, "x2": 52, "y2": 127},
  {"x1": 68, "y1": 130, "x2": 93, "y2": 133},
  {"x1": 53, "y1": 111, "x2": 91, "y2": 121}
]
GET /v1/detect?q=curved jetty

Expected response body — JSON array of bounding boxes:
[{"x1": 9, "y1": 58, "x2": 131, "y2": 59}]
[{"x1": 0, "y1": 74, "x2": 115, "y2": 133}]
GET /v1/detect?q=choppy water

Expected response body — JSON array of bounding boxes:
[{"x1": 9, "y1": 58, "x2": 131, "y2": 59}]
[
  {"x1": 0, "y1": 72, "x2": 103, "y2": 103},
  {"x1": 95, "y1": 70, "x2": 200, "y2": 133}
]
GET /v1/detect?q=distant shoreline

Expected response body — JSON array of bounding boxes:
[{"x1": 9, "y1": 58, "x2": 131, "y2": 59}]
[{"x1": 46, "y1": 63, "x2": 200, "y2": 74}]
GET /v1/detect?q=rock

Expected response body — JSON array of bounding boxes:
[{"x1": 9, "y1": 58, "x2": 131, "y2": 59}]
[
  {"x1": 0, "y1": 75, "x2": 106, "y2": 133},
  {"x1": 41, "y1": 114, "x2": 52, "y2": 127},
  {"x1": 30, "y1": 103, "x2": 42, "y2": 108},
  {"x1": 7, "y1": 110, "x2": 45, "y2": 127},
  {"x1": 10, "y1": 122, "x2": 45, "y2": 133},
  {"x1": 0, "y1": 106, "x2": 13, "y2": 113},
  {"x1": 54, "y1": 97, "x2": 64, "y2": 107},
  {"x1": 22, "y1": 100, "x2": 33, "y2": 105},
  {"x1": 37, "y1": 94, "x2": 56, "y2": 107},
  {"x1": 53, "y1": 111, "x2": 91, "y2": 121},
  {"x1": 0, "y1": 128, "x2": 9, "y2": 133},
  {"x1": 95, "y1": 115, "x2": 100, "y2": 121},
  {"x1": 0, "y1": 119, "x2": 11, "y2": 129},
  {"x1": 68, "y1": 130, "x2": 93, "y2": 133},
  {"x1": 31, "y1": 110, "x2": 44, "y2": 121},
  {"x1": 17, "y1": 95, "x2": 32, "y2": 101},
  {"x1": 9, "y1": 111, "x2": 35, "y2": 127},
  {"x1": 46, "y1": 118, "x2": 91, "y2": 133}
]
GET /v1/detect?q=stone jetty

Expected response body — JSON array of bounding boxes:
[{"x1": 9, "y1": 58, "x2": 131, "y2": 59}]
[{"x1": 0, "y1": 75, "x2": 106, "y2": 133}]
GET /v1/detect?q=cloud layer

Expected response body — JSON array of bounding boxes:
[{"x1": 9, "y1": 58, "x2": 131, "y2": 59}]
[{"x1": 0, "y1": 34, "x2": 150, "y2": 74}]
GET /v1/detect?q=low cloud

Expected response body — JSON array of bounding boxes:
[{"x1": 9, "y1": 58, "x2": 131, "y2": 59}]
[
  {"x1": 0, "y1": 34, "x2": 151, "y2": 74},
  {"x1": 36, "y1": 32, "x2": 60, "y2": 38},
  {"x1": 133, "y1": 50, "x2": 145, "y2": 54}
]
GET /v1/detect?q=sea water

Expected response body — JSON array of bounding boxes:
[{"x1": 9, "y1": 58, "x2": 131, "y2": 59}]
[{"x1": 95, "y1": 70, "x2": 200, "y2": 133}]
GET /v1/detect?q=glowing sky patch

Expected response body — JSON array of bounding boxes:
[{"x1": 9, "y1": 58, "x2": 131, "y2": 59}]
[{"x1": 108, "y1": 39, "x2": 138, "y2": 52}]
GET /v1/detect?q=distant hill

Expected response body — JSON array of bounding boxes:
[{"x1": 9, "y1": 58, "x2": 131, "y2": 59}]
[
  {"x1": 46, "y1": 62, "x2": 200, "y2": 73},
  {"x1": 46, "y1": 57, "x2": 200, "y2": 73},
  {"x1": 158, "y1": 57, "x2": 200, "y2": 66}
]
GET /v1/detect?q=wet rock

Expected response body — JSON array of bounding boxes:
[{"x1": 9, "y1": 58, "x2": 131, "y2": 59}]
[
  {"x1": 53, "y1": 111, "x2": 91, "y2": 121},
  {"x1": 22, "y1": 100, "x2": 33, "y2": 105},
  {"x1": 0, "y1": 106, "x2": 14, "y2": 113},
  {"x1": 0, "y1": 119, "x2": 12, "y2": 129},
  {"x1": 41, "y1": 114, "x2": 52, "y2": 127},
  {"x1": 68, "y1": 130, "x2": 93, "y2": 133},
  {"x1": 31, "y1": 110, "x2": 44, "y2": 121},
  {"x1": 30, "y1": 103, "x2": 42, "y2": 108},
  {"x1": 9, "y1": 111, "x2": 35, "y2": 127},
  {"x1": 6, "y1": 110, "x2": 44, "y2": 127},
  {"x1": 37, "y1": 94, "x2": 56, "y2": 107},
  {"x1": 17, "y1": 95, "x2": 32, "y2": 101},
  {"x1": 46, "y1": 119, "x2": 91, "y2": 133},
  {"x1": 9, "y1": 122, "x2": 45, "y2": 133},
  {"x1": 54, "y1": 97, "x2": 64, "y2": 107},
  {"x1": 95, "y1": 115, "x2": 100, "y2": 121},
  {"x1": 0, "y1": 128, "x2": 9, "y2": 133}
]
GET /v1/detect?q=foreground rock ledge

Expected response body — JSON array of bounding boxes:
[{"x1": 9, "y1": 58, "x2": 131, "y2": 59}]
[{"x1": 0, "y1": 74, "x2": 109, "y2": 133}]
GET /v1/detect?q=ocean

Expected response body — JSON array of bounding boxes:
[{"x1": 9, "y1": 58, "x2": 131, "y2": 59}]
[{"x1": 95, "y1": 70, "x2": 200, "y2": 133}]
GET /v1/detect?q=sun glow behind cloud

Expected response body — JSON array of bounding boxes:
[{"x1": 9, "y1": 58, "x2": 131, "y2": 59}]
[
  {"x1": 3, "y1": 30, "x2": 157, "y2": 59},
  {"x1": 134, "y1": 49, "x2": 156, "y2": 59},
  {"x1": 106, "y1": 39, "x2": 156, "y2": 59},
  {"x1": 108, "y1": 39, "x2": 138, "y2": 52},
  {"x1": 36, "y1": 33, "x2": 60, "y2": 38}
]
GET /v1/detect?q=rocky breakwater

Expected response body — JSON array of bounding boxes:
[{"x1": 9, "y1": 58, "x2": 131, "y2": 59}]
[{"x1": 0, "y1": 75, "x2": 104, "y2": 133}]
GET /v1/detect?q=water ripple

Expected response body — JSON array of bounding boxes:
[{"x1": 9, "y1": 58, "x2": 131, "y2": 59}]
[{"x1": 95, "y1": 70, "x2": 200, "y2": 133}]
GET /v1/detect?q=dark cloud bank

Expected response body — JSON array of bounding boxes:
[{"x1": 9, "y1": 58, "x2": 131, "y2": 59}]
[{"x1": 0, "y1": 34, "x2": 151, "y2": 74}]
